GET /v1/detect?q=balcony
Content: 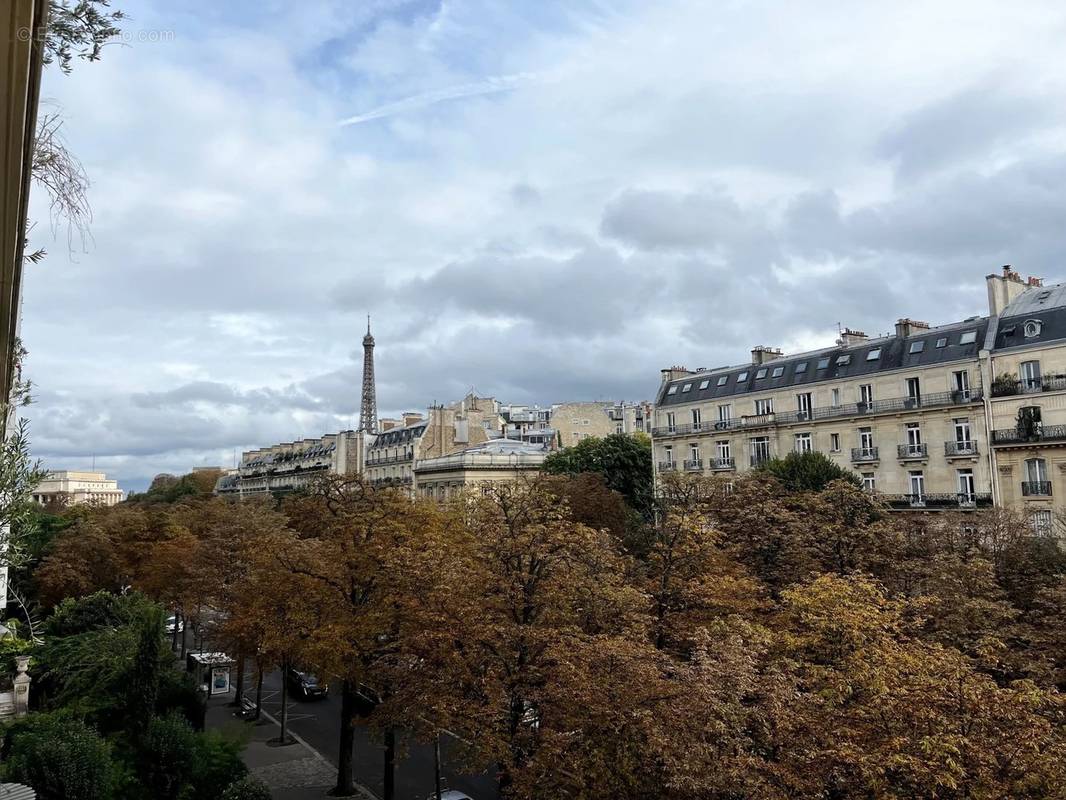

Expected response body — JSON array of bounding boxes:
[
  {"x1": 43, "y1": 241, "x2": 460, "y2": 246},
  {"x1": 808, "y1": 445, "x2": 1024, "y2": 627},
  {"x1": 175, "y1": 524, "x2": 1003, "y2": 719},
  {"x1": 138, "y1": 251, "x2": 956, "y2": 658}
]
[
  {"x1": 944, "y1": 440, "x2": 979, "y2": 457},
  {"x1": 851, "y1": 446, "x2": 879, "y2": 463},
  {"x1": 882, "y1": 492, "x2": 993, "y2": 510},
  {"x1": 658, "y1": 461, "x2": 677, "y2": 472},
  {"x1": 652, "y1": 390, "x2": 983, "y2": 438},
  {"x1": 683, "y1": 459, "x2": 703, "y2": 471},
  {"x1": 992, "y1": 424, "x2": 1066, "y2": 446},
  {"x1": 991, "y1": 375, "x2": 1066, "y2": 397},
  {"x1": 897, "y1": 443, "x2": 928, "y2": 460},
  {"x1": 710, "y1": 457, "x2": 735, "y2": 470},
  {"x1": 1021, "y1": 481, "x2": 1052, "y2": 497}
]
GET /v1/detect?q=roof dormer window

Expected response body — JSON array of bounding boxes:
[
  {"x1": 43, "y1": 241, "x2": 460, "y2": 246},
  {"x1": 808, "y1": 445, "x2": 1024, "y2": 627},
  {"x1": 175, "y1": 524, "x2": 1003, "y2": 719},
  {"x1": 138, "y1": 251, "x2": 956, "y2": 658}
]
[
  {"x1": 1024, "y1": 319, "x2": 1043, "y2": 338},
  {"x1": 667, "y1": 386, "x2": 678, "y2": 395},
  {"x1": 716, "y1": 376, "x2": 727, "y2": 386},
  {"x1": 771, "y1": 366, "x2": 784, "y2": 378},
  {"x1": 836, "y1": 354, "x2": 851, "y2": 366},
  {"x1": 737, "y1": 371, "x2": 749, "y2": 381},
  {"x1": 755, "y1": 368, "x2": 768, "y2": 379}
]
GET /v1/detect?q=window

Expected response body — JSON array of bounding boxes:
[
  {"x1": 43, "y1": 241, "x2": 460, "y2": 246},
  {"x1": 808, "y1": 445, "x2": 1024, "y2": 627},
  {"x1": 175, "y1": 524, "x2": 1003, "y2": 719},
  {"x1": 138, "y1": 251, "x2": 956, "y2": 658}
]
[
  {"x1": 795, "y1": 361, "x2": 808, "y2": 373},
  {"x1": 797, "y1": 392, "x2": 813, "y2": 419},
  {"x1": 909, "y1": 340, "x2": 925, "y2": 354},
  {"x1": 691, "y1": 408, "x2": 702, "y2": 429},
  {"x1": 906, "y1": 422, "x2": 922, "y2": 450},
  {"x1": 750, "y1": 437, "x2": 771, "y2": 464},
  {"x1": 1025, "y1": 457, "x2": 1048, "y2": 484},
  {"x1": 831, "y1": 387, "x2": 841, "y2": 407},
  {"x1": 952, "y1": 370, "x2": 971, "y2": 399},
  {"x1": 909, "y1": 471, "x2": 926, "y2": 503},
  {"x1": 1030, "y1": 510, "x2": 1053, "y2": 535},
  {"x1": 861, "y1": 473, "x2": 876, "y2": 492},
  {"x1": 858, "y1": 427, "x2": 874, "y2": 451},
  {"x1": 716, "y1": 376, "x2": 727, "y2": 386},
  {"x1": 830, "y1": 433, "x2": 841, "y2": 452},
  {"x1": 682, "y1": 383, "x2": 692, "y2": 393},
  {"x1": 718, "y1": 404, "x2": 732, "y2": 423},
  {"x1": 1024, "y1": 319, "x2": 1042, "y2": 338},
  {"x1": 716, "y1": 441, "x2": 731, "y2": 461},
  {"x1": 957, "y1": 469, "x2": 975, "y2": 502},
  {"x1": 689, "y1": 444, "x2": 700, "y2": 463},
  {"x1": 771, "y1": 366, "x2": 785, "y2": 378},
  {"x1": 794, "y1": 432, "x2": 812, "y2": 453},
  {"x1": 699, "y1": 379, "x2": 710, "y2": 390},
  {"x1": 859, "y1": 384, "x2": 873, "y2": 406},
  {"x1": 754, "y1": 398, "x2": 774, "y2": 415},
  {"x1": 866, "y1": 348, "x2": 881, "y2": 361},
  {"x1": 906, "y1": 376, "x2": 921, "y2": 403},
  {"x1": 959, "y1": 330, "x2": 977, "y2": 345},
  {"x1": 737, "y1": 371, "x2": 749, "y2": 382},
  {"x1": 954, "y1": 418, "x2": 972, "y2": 446},
  {"x1": 666, "y1": 412, "x2": 676, "y2": 432},
  {"x1": 836, "y1": 354, "x2": 852, "y2": 365},
  {"x1": 663, "y1": 446, "x2": 674, "y2": 465},
  {"x1": 667, "y1": 385, "x2": 678, "y2": 395},
  {"x1": 1021, "y1": 360, "x2": 1042, "y2": 392},
  {"x1": 936, "y1": 337, "x2": 947, "y2": 348},
  {"x1": 616, "y1": 423, "x2": 624, "y2": 434},
  {"x1": 755, "y1": 368, "x2": 768, "y2": 379}
]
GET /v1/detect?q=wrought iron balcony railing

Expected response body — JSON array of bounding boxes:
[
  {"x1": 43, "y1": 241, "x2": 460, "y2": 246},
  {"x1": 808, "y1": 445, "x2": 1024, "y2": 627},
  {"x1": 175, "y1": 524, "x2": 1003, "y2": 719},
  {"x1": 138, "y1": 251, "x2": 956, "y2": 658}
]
[
  {"x1": 992, "y1": 425, "x2": 1066, "y2": 445},
  {"x1": 710, "y1": 457, "x2": 735, "y2": 470},
  {"x1": 1021, "y1": 481, "x2": 1052, "y2": 497},
  {"x1": 851, "y1": 446, "x2": 879, "y2": 462},
  {"x1": 683, "y1": 459, "x2": 703, "y2": 471},
  {"x1": 897, "y1": 443, "x2": 928, "y2": 459},
  {"x1": 944, "y1": 440, "x2": 979, "y2": 457},
  {"x1": 882, "y1": 492, "x2": 993, "y2": 509}
]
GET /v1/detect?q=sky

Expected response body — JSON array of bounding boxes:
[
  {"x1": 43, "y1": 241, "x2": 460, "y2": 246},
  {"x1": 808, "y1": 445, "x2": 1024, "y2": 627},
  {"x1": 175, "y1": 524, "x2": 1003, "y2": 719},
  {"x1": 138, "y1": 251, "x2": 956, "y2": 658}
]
[{"x1": 21, "y1": 0, "x2": 1066, "y2": 492}]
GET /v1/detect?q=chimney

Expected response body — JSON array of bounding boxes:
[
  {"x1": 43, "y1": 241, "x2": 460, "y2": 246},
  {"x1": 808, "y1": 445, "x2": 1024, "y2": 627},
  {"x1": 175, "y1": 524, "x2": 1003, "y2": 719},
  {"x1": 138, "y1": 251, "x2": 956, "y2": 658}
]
[
  {"x1": 750, "y1": 346, "x2": 784, "y2": 365},
  {"x1": 379, "y1": 418, "x2": 398, "y2": 432},
  {"x1": 402, "y1": 411, "x2": 423, "y2": 427},
  {"x1": 835, "y1": 328, "x2": 868, "y2": 347},
  {"x1": 986, "y1": 264, "x2": 1029, "y2": 316},
  {"x1": 894, "y1": 318, "x2": 930, "y2": 339},
  {"x1": 660, "y1": 365, "x2": 692, "y2": 384}
]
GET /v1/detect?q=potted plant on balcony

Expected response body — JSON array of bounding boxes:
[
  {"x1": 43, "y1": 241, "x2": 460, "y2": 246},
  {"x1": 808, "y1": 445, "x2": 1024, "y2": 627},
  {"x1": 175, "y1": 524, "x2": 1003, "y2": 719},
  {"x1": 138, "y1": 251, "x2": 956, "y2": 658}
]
[
  {"x1": 992, "y1": 372, "x2": 1019, "y2": 397},
  {"x1": 1016, "y1": 406, "x2": 1042, "y2": 442}
]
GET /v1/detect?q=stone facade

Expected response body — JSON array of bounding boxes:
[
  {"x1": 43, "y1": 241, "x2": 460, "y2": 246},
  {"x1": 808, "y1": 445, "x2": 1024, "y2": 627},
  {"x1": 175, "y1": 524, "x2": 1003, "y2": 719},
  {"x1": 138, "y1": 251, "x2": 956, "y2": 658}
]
[
  {"x1": 652, "y1": 266, "x2": 1066, "y2": 523},
  {"x1": 414, "y1": 439, "x2": 548, "y2": 500},
  {"x1": 33, "y1": 471, "x2": 123, "y2": 506},
  {"x1": 217, "y1": 431, "x2": 365, "y2": 496}
]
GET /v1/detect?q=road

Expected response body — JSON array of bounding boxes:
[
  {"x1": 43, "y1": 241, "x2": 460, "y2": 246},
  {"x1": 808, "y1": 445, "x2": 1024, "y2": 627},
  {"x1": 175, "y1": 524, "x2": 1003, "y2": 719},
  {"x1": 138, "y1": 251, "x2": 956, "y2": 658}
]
[{"x1": 250, "y1": 668, "x2": 499, "y2": 800}]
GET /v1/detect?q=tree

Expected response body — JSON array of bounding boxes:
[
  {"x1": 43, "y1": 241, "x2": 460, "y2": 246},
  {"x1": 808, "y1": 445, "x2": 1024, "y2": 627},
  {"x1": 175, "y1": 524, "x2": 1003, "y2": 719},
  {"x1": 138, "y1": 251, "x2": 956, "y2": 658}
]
[
  {"x1": 542, "y1": 433, "x2": 654, "y2": 517},
  {"x1": 756, "y1": 449, "x2": 862, "y2": 492},
  {"x1": 44, "y1": 1, "x2": 125, "y2": 74}
]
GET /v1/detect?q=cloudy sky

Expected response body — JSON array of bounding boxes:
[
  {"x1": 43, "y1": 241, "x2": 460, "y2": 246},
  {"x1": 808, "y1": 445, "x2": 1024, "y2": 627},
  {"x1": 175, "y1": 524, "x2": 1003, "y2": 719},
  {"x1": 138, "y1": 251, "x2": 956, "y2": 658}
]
[{"x1": 22, "y1": 0, "x2": 1066, "y2": 491}]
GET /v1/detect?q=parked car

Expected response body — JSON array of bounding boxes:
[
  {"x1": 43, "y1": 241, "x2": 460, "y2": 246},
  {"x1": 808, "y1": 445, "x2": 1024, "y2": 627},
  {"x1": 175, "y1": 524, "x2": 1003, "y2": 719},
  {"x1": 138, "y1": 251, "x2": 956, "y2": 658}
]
[
  {"x1": 424, "y1": 791, "x2": 475, "y2": 800},
  {"x1": 165, "y1": 615, "x2": 183, "y2": 635},
  {"x1": 284, "y1": 666, "x2": 328, "y2": 699}
]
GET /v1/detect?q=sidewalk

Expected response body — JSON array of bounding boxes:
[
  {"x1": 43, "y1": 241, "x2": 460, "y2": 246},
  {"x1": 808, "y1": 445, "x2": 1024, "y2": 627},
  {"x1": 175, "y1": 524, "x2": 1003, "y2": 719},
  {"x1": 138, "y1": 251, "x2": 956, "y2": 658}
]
[{"x1": 205, "y1": 694, "x2": 376, "y2": 800}]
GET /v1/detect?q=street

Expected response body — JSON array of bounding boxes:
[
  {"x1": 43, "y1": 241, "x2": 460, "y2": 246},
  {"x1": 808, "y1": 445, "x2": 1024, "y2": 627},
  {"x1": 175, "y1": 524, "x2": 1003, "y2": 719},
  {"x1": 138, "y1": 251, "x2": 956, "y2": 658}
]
[{"x1": 249, "y1": 668, "x2": 498, "y2": 800}]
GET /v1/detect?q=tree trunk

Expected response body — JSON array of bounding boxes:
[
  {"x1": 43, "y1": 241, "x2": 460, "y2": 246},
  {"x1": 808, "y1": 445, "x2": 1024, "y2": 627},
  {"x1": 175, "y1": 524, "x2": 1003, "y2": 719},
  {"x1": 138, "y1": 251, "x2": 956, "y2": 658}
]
[
  {"x1": 254, "y1": 661, "x2": 264, "y2": 720},
  {"x1": 434, "y1": 732, "x2": 443, "y2": 800},
  {"x1": 278, "y1": 658, "x2": 290, "y2": 743},
  {"x1": 171, "y1": 609, "x2": 179, "y2": 652},
  {"x1": 230, "y1": 651, "x2": 245, "y2": 707},
  {"x1": 179, "y1": 616, "x2": 188, "y2": 659},
  {"x1": 383, "y1": 727, "x2": 395, "y2": 800},
  {"x1": 335, "y1": 679, "x2": 356, "y2": 796}
]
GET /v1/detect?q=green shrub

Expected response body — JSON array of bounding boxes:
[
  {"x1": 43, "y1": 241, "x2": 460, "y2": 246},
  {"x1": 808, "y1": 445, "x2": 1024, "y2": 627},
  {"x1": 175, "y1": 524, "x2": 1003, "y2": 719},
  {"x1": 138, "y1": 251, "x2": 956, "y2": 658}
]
[
  {"x1": 3, "y1": 711, "x2": 115, "y2": 800},
  {"x1": 139, "y1": 712, "x2": 198, "y2": 800},
  {"x1": 220, "y1": 777, "x2": 272, "y2": 800},
  {"x1": 189, "y1": 729, "x2": 248, "y2": 799},
  {"x1": 757, "y1": 450, "x2": 862, "y2": 493}
]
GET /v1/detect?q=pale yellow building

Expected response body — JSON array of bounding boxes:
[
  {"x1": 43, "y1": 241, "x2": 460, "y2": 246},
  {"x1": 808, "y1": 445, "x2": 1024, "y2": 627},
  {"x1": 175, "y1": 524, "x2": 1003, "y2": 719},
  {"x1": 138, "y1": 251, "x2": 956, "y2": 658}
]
[
  {"x1": 415, "y1": 439, "x2": 549, "y2": 500},
  {"x1": 33, "y1": 471, "x2": 123, "y2": 507},
  {"x1": 218, "y1": 430, "x2": 366, "y2": 496}
]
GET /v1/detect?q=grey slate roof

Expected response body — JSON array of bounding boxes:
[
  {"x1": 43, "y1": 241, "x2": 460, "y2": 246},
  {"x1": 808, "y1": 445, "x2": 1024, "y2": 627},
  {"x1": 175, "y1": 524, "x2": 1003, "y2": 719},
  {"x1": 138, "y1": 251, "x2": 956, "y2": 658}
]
[
  {"x1": 993, "y1": 281, "x2": 1066, "y2": 352},
  {"x1": 657, "y1": 319, "x2": 989, "y2": 408}
]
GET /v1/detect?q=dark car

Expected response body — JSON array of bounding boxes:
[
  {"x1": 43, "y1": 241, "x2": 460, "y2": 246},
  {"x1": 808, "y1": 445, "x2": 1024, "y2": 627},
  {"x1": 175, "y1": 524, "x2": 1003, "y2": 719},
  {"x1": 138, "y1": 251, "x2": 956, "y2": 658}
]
[{"x1": 285, "y1": 666, "x2": 328, "y2": 699}]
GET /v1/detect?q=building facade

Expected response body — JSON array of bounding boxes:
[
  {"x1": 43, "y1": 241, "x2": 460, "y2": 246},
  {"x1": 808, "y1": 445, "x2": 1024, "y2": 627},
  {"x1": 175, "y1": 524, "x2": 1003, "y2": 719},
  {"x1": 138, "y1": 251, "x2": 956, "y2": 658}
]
[
  {"x1": 217, "y1": 431, "x2": 365, "y2": 496},
  {"x1": 414, "y1": 439, "x2": 548, "y2": 500},
  {"x1": 33, "y1": 471, "x2": 123, "y2": 507},
  {"x1": 652, "y1": 267, "x2": 1066, "y2": 521}
]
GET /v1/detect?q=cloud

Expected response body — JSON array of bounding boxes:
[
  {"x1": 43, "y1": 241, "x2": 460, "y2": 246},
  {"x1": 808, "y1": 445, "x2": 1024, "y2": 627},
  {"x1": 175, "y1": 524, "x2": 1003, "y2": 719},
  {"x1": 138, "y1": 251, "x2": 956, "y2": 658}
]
[{"x1": 20, "y1": 0, "x2": 1066, "y2": 491}]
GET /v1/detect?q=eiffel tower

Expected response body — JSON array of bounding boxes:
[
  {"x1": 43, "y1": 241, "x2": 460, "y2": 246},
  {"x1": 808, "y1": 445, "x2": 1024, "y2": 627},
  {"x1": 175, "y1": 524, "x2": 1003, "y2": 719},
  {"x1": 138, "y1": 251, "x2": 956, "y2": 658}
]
[{"x1": 359, "y1": 316, "x2": 378, "y2": 434}]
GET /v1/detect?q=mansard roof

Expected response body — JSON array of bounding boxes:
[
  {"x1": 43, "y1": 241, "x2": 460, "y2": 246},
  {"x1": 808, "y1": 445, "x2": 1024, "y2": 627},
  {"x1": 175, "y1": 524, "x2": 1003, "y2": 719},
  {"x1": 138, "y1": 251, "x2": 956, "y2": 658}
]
[
  {"x1": 993, "y1": 281, "x2": 1066, "y2": 352},
  {"x1": 657, "y1": 318, "x2": 989, "y2": 408}
]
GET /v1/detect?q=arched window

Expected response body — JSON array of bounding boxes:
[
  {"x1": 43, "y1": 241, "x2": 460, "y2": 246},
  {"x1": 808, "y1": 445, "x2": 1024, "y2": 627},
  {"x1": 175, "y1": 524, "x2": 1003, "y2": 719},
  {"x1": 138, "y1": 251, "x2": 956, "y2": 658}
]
[{"x1": 1024, "y1": 319, "x2": 1043, "y2": 338}]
